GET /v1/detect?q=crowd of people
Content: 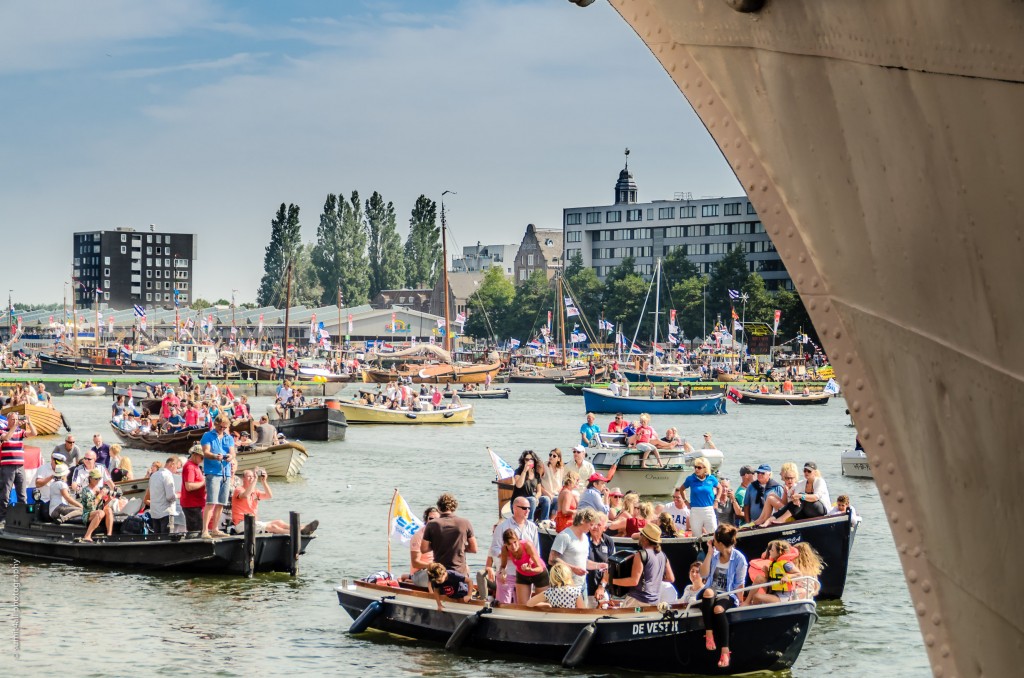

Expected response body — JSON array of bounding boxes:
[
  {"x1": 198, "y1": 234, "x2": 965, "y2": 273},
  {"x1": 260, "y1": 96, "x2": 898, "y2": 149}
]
[{"x1": 355, "y1": 382, "x2": 464, "y2": 411}]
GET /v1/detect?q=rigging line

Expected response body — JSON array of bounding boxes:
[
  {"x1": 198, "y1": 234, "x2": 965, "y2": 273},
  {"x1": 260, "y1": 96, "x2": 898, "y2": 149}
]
[{"x1": 628, "y1": 272, "x2": 655, "y2": 355}]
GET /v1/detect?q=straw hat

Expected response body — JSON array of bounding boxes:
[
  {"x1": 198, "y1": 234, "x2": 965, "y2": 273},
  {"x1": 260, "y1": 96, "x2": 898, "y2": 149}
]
[{"x1": 639, "y1": 522, "x2": 662, "y2": 544}]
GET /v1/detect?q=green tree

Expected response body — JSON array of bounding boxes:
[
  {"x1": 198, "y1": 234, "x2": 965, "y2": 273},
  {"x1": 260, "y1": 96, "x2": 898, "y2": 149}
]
[
  {"x1": 662, "y1": 247, "x2": 700, "y2": 286},
  {"x1": 506, "y1": 270, "x2": 554, "y2": 343},
  {"x1": 404, "y1": 195, "x2": 441, "y2": 288},
  {"x1": 191, "y1": 297, "x2": 212, "y2": 310},
  {"x1": 337, "y1": 191, "x2": 371, "y2": 305},
  {"x1": 740, "y1": 273, "x2": 774, "y2": 325},
  {"x1": 773, "y1": 288, "x2": 815, "y2": 345},
  {"x1": 464, "y1": 266, "x2": 516, "y2": 339},
  {"x1": 311, "y1": 194, "x2": 345, "y2": 305},
  {"x1": 257, "y1": 203, "x2": 303, "y2": 307},
  {"x1": 292, "y1": 243, "x2": 324, "y2": 307},
  {"x1": 365, "y1": 192, "x2": 405, "y2": 298},
  {"x1": 706, "y1": 246, "x2": 749, "y2": 326},
  {"x1": 563, "y1": 252, "x2": 604, "y2": 334},
  {"x1": 670, "y1": 275, "x2": 707, "y2": 341},
  {"x1": 605, "y1": 274, "x2": 650, "y2": 344}
]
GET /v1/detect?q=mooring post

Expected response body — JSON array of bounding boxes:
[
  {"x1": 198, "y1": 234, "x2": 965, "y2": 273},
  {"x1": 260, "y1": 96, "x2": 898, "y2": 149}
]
[
  {"x1": 289, "y1": 511, "x2": 301, "y2": 576},
  {"x1": 243, "y1": 514, "x2": 256, "y2": 578}
]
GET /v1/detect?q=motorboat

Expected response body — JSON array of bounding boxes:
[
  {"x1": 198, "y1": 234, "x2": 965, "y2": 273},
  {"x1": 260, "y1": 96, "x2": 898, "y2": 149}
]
[
  {"x1": 338, "y1": 400, "x2": 474, "y2": 425},
  {"x1": 841, "y1": 448, "x2": 873, "y2": 478},
  {"x1": 582, "y1": 388, "x2": 726, "y2": 415}
]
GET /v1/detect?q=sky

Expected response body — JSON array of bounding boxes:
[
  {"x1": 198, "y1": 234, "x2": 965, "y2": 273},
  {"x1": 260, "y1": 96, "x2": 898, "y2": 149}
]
[{"x1": 0, "y1": 0, "x2": 741, "y2": 305}]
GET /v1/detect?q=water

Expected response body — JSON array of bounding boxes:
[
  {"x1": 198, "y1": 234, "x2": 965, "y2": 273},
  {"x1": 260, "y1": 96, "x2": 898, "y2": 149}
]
[{"x1": 0, "y1": 383, "x2": 928, "y2": 676}]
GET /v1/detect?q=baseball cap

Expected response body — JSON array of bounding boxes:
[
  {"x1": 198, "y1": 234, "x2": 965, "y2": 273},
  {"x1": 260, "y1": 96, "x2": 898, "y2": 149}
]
[
  {"x1": 572, "y1": 444, "x2": 586, "y2": 454},
  {"x1": 88, "y1": 468, "x2": 103, "y2": 479},
  {"x1": 588, "y1": 473, "x2": 609, "y2": 483},
  {"x1": 804, "y1": 461, "x2": 818, "y2": 471},
  {"x1": 756, "y1": 463, "x2": 772, "y2": 473}
]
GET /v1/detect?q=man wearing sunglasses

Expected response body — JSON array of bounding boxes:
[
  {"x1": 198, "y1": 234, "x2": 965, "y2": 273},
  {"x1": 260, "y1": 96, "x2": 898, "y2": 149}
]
[{"x1": 485, "y1": 498, "x2": 540, "y2": 603}]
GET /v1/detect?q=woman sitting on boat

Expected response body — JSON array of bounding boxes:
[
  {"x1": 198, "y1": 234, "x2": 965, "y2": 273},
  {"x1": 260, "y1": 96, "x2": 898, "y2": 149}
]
[
  {"x1": 426, "y1": 562, "x2": 472, "y2": 611},
  {"x1": 791, "y1": 542, "x2": 824, "y2": 599},
  {"x1": 608, "y1": 522, "x2": 675, "y2": 608},
  {"x1": 499, "y1": 528, "x2": 549, "y2": 604},
  {"x1": 538, "y1": 449, "x2": 564, "y2": 522},
  {"x1": 527, "y1": 562, "x2": 585, "y2": 609},
  {"x1": 744, "y1": 539, "x2": 801, "y2": 606},
  {"x1": 510, "y1": 450, "x2": 544, "y2": 521},
  {"x1": 553, "y1": 473, "x2": 579, "y2": 533},
  {"x1": 657, "y1": 511, "x2": 680, "y2": 538},
  {"x1": 760, "y1": 462, "x2": 830, "y2": 526},
  {"x1": 606, "y1": 492, "x2": 639, "y2": 536},
  {"x1": 697, "y1": 523, "x2": 749, "y2": 669}
]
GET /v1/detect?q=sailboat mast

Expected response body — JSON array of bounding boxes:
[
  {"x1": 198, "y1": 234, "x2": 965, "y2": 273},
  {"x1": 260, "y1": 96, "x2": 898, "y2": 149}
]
[
  {"x1": 652, "y1": 259, "x2": 661, "y2": 365},
  {"x1": 71, "y1": 271, "x2": 78, "y2": 355},
  {"x1": 441, "y1": 191, "x2": 454, "y2": 354},
  {"x1": 558, "y1": 274, "x2": 568, "y2": 367},
  {"x1": 283, "y1": 261, "x2": 293, "y2": 357}
]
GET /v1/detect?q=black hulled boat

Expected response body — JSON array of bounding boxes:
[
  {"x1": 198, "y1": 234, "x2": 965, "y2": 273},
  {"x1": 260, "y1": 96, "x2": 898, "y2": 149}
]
[
  {"x1": 337, "y1": 580, "x2": 817, "y2": 674},
  {"x1": 0, "y1": 503, "x2": 313, "y2": 575},
  {"x1": 268, "y1": 405, "x2": 347, "y2": 441}
]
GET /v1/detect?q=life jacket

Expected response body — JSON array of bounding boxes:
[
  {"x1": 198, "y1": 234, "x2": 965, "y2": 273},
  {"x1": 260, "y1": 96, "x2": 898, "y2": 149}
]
[
  {"x1": 768, "y1": 546, "x2": 799, "y2": 591},
  {"x1": 748, "y1": 545, "x2": 798, "y2": 586}
]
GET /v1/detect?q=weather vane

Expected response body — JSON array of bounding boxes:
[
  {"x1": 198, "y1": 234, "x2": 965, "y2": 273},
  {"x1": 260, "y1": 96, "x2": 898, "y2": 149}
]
[{"x1": 624, "y1": 147, "x2": 630, "y2": 169}]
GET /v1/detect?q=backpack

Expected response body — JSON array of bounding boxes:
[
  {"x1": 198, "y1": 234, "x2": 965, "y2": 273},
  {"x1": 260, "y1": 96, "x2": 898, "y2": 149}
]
[{"x1": 122, "y1": 512, "x2": 150, "y2": 535}]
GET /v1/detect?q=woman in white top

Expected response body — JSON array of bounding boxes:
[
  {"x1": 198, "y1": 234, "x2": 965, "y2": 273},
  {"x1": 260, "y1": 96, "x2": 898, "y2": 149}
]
[
  {"x1": 538, "y1": 448, "x2": 564, "y2": 522},
  {"x1": 763, "y1": 461, "x2": 830, "y2": 525}
]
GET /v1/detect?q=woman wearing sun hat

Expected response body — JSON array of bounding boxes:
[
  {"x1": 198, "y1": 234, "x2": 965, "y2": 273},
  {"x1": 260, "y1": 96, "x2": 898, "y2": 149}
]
[{"x1": 605, "y1": 522, "x2": 675, "y2": 608}]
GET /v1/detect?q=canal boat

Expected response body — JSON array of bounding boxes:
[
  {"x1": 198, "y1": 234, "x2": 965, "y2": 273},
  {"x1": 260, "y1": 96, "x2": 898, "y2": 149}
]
[
  {"x1": 589, "y1": 447, "x2": 724, "y2": 496},
  {"x1": 445, "y1": 388, "x2": 510, "y2": 399},
  {"x1": 841, "y1": 448, "x2": 873, "y2": 478},
  {"x1": 268, "y1": 404, "x2": 348, "y2": 441},
  {"x1": 338, "y1": 400, "x2": 474, "y2": 425},
  {"x1": 728, "y1": 387, "x2": 831, "y2": 406},
  {"x1": 581, "y1": 388, "x2": 727, "y2": 415},
  {"x1": 337, "y1": 579, "x2": 816, "y2": 675}
]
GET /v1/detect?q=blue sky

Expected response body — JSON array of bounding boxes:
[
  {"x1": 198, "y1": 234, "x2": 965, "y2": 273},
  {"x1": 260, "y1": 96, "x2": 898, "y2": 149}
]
[{"x1": 1, "y1": 0, "x2": 740, "y2": 304}]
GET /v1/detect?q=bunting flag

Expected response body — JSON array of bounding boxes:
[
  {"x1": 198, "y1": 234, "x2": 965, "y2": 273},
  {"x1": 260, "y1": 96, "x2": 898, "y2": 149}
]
[
  {"x1": 598, "y1": 318, "x2": 614, "y2": 333},
  {"x1": 509, "y1": 338, "x2": 521, "y2": 349},
  {"x1": 547, "y1": 311, "x2": 552, "y2": 333},
  {"x1": 389, "y1": 491, "x2": 424, "y2": 545},
  {"x1": 140, "y1": 316, "x2": 147, "y2": 332},
  {"x1": 731, "y1": 307, "x2": 739, "y2": 321},
  {"x1": 133, "y1": 304, "x2": 146, "y2": 318},
  {"x1": 728, "y1": 289, "x2": 740, "y2": 300},
  {"x1": 108, "y1": 316, "x2": 114, "y2": 334},
  {"x1": 527, "y1": 340, "x2": 541, "y2": 350},
  {"x1": 309, "y1": 314, "x2": 317, "y2": 344},
  {"x1": 455, "y1": 312, "x2": 466, "y2": 325},
  {"x1": 616, "y1": 332, "x2": 626, "y2": 347},
  {"x1": 564, "y1": 296, "x2": 573, "y2": 307},
  {"x1": 566, "y1": 305, "x2": 580, "y2": 318},
  {"x1": 347, "y1": 313, "x2": 353, "y2": 334},
  {"x1": 773, "y1": 309, "x2": 781, "y2": 335},
  {"x1": 570, "y1": 331, "x2": 587, "y2": 343},
  {"x1": 488, "y1": 449, "x2": 516, "y2": 480},
  {"x1": 667, "y1": 334, "x2": 678, "y2": 345},
  {"x1": 436, "y1": 318, "x2": 446, "y2": 329},
  {"x1": 258, "y1": 314, "x2": 264, "y2": 334}
]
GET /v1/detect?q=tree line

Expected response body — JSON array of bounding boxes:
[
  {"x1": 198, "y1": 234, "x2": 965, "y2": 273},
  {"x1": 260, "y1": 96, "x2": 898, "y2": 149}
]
[
  {"x1": 463, "y1": 246, "x2": 813, "y2": 346},
  {"x1": 256, "y1": 192, "x2": 442, "y2": 308}
]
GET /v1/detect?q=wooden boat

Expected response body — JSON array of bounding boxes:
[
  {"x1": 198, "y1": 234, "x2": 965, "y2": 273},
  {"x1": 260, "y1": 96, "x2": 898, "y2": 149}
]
[
  {"x1": 536, "y1": 512, "x2": 859, "y2": 600},
  {"x1": 62, "y1": 385, "x2": 107, "y2": 396},
  {"x1": 508, "y1": 364, "x2": 607, "y2": 384},
  {"x1": 337, "y1": 579, "x2": 817, "y2": 675},
  {"x1": 338, "y1": 400, "x2": 474, "y2": 425},
  {"x1": 581, "y1": 388, "x2": 727, "y2": 415},
  {"x1": 620, "y1": 366, "x2": 702, "y2": 383},
  {"x1": 444, "y1": 388, "x2": 510, "y2": 400},
  {"x1": 0, "y1": 503, "x2": 313, "y2": 576},
  {"x1": 841, "y1": 448, "x2": 873, "y2": 478},
  {"x1": 362, "y1": 360, "x2": 502, "y2": 385},
  {"x1": 0, "y1": 403, "x2": 66, "y2": 436},
  {"x1": 39, "y1": 350, "x2": 177, "y2": 375},
  {"x1": 109, "y1": 419, "x2": 253, "y2": 455},
  {"x1": 236, "y1": 442, "x2": 309, "y2": 478},
  {"x1": 728, "y1": 387, "x2": 831, "y2": 406},
  {"x1": 268, "y1": 405, "x2": 348, "y2": 441},
  {"x1": 233, "y1": 355, "x2": 353, "y2": 383}
]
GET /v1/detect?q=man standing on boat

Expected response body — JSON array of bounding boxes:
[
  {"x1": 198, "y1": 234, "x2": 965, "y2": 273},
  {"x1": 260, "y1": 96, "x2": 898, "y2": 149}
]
[
  {"x1": 420, "y1": 492, "x2": 477, "y2": 577},
  {"x1": 579, "y1": 413, "x2": 601, "y2": 447},
  {"x1": 200, "y1": 414, "x2": 235, "y2": 539},
  {"x1": 485, "y1": 497, "x2": 540, "y2": 603},
  {"x1": 90, "y1": 433, "x2": 111, "y2": 468},
  {"x1": 0, "y1": 413, "x2": 37, "y2": 522},
  {"x1": 548, "y1": 507, "x2": 599, "y2": 594},
  {"x1": 179, "y1": 446, "x2": 206, "y2": 533}
]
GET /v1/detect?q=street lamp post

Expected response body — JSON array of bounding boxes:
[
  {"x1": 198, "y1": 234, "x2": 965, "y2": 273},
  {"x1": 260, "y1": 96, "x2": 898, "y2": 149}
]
[{"x1": 231, "y1": 289, "x2": 238, "y2": 342}]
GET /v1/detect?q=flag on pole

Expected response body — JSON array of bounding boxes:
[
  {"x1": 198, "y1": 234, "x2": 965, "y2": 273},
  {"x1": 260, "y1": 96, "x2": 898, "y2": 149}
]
[
  {"x1": 598, "y1": 319, "x2": 614, "y2": 333},
  {"x1": 731, "y1": 307, "x2": 739, "y2": 321},
  {"x1": 436, "y1": 318, "x2": 446, "y2": 329},
  {"x1": 773, "y1": 309, "x2": 781, "y2": 335},
  {"x1": 570, "y1": 331, "x2": 587, "y2": 343},
  {"x1": 455, "y1": 312, "x2": 466, "y2": 326},
  {"x1": 347, "y1": 313, "x2": 353, "y2": 334},
  {"x1": 173, "y1": 290, "x2": 180, "y2": 307},
  {"x1": 630, "y1": 342, "x2": 643, "y2": 354},
  {"x1": 108, "y1": 316, "x2": 114, "y2": 334},
  {"x1": 0, "y1": 415, "x2": 7, "y2": 431},
  {"x1": 509, "y1": 338, "x2": 521, "y2": 349},
  {"x1": 309, "y1": 314, "x2": 317, "y2": 344},
  {"x1": 389, "y1": 491, "x2": 424, "y2": 544},
  {"x1": 566, "y1": 305, "x2": 579, "y2": 318},
  {"x1": 734, "y1": 320, "x2": 744, "y2": 333},
  {"x1": 547, "y1": 311, "x2": 552, "y2": 333},
  {"x1": 488, "y1": 448, "x2": 515, "y2": 480},
  {"x1": 258, "y1": 314, "x2": 264, "y2": 334},
  {"x1": 133, "y1": 304, "x2": 145, "y2": 318},
  {"x1": 527, "y1": 340, "x2": 541, "y2": 350},
  {"x1": 728, "y1": 289, "x2": 740, "y2": 300},
  {"x1": 823, "y1": 378, "x2": 841, "y2": 395}
]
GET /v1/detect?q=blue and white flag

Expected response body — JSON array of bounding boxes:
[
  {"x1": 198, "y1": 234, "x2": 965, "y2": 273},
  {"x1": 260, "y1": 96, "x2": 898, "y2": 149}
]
[
  {"x1": 133, "y1": 304, "x2": 146, "y2": 318},
  {"x1": 823, "y1": 378, "x2": 841, "y2": 395},
  {"x1": 0, "y1": 414, "x2": 7, "y2": 431},
  {"x1": 390, "y1": 491, "x2": 424, "y2": 545},
  {"x1": 598, "y1": 319, "x2": 614, "y2": 333},
  {"x1": 728, "y1": 289, "x2": 740, "y2": 300},
  {"x1": 630, "y1": 342, "x2": 643, "y2": 354},
  {"x1": 570, "y1": 331, "x2": 587, "y2": 343},
  {"x1": 509, "y1": 338, "x2": 521, "y2": 349},
  {"x1": 527, "y1": 340, "x2": 541, "y2": 350},
  {"x1": 488, "y1": 448, "x2": 515, "y2": 480}
]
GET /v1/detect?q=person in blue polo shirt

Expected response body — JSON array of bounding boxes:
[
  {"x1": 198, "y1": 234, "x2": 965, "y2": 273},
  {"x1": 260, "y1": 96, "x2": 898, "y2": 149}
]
[
  {"x1": 200, "y1": 414, "x2": 235, "y2": 539},
  {"x1": 579, "y1": 412, "x2": 601, "y2": 446}
]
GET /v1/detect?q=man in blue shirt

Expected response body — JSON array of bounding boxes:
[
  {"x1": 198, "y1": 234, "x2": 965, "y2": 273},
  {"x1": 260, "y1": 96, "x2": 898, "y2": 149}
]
[
  {"x1": 200, "y1": 414, "x2": 235, "y2": 539},
  {"x1": 742, "y1": 464, "x2": 785, "y2": 525},
  {"x1": 579, "y1": 412, "x2": 601, "y2": 446},
  {"x1": 165, "y1": 406, "x2": 187, "y2": 433}
]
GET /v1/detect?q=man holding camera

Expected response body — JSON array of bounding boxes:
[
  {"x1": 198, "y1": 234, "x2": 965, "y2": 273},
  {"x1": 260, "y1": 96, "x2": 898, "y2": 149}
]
[
  {"x1": 230, "y1": 467, "x2": 318, "y2": 536},
  {"x1": 0, "y1": 412, "x2": 37, "y2": 522},
  {"x1": 81, "y1": 468, "x2": 115, "y2": 542},
  {"x1": 200, "y1": 414, "x2": 235, "y2": 539}
]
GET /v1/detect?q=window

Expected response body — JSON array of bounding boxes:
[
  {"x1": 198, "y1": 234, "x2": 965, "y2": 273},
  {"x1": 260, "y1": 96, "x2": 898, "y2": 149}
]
[
  {"x1": 155, "y1": 247, "x2": 161, "y2": 255},
  {"x1": 120, "y1": 246, "x2": 126, "y2": 254},
  {"x1": 519, "y1": 269, "x2": 527, "y2": 281},
  {"x1": 165, "y1": 236, "x2": 171, "y2": 245},
  {"x1": 658, "y1": 207, "x2": 675, "y2": 220},
  {"x1": 747, "y1": 202, "x2": 757, "y2": 215},
  {"x1": 174, "y1": 270, "x2": 189, "y2": 280},
  {"x1": 104, "y1": 268, "x2": 110, "y2": 276},
  {"x1": 634, "y1": 263, "x2": 653, "y2": 275},
  {"x1": 147, "y1": 235, "x2": 152, "y2": 243},
  {"x1": 104, "y1": 292, "x2": 110, "y2": 300},
  {"x1": 566, "y1": 231, "x2": 582, "y2": 243},
  {"x1": 174, "y1": 258, "x2": 188, "y2": 268},
  {"x1": 146, "y1": 293, "x2": 152, "y2": 301},
  {"x1": 156, "y1": 270, "x2": 162, "y2": 278},
  {"x1": 164, "y1": 259, "x2": 170, "y2": 268},
  {"x1": 702, "y1": 204, "x2": 719, "y2": 217},
  {"x1": 104, "y1": 257, "x2": 110, "y2": 265},
  {"x1": 646, "y1": 208, "x2": 654, "y2": 220},
  {"x1": 708, "y1": 224, "x2": 731, "y2": 236},
  {"x1": 724, "y1": 202, "x2": 742, "y2": 216},
  {"x1": 606, "y1": 210, "x2": 622, "y2": 223},
  {"x1": 146, "y1": 270, "x2": 152, "y2": 278},
  {"x1": 626, "y1": 209, "x2": 642, "y2": 222},
  {"x1": 164, "y1": 293, "x2": 170, "y2": 301},
  {"x1": 680, "y1": 205, "x2": 696, "y2": 218},
  {"x1": 527, "y1": 254, "x2": 534, "y2": 266},
  {"x1": 146, "y1": 281, "x2": 152, "y2": 289},
  {"x1": 164, "y1": 281, "x2": 171, "y2": 290},
  {"x1": 565, "y1": 212, "x2": 582, "y2": 226},
  {"x1": 121, "y1": 234, "x2": 127, "y2": 242},
  {"x1": 178, "y1": 294, "x2": 187, "y2": 303},
  {"x1": 146, "y1": 247, "x2": 152, "y2": 255},
  {"x1": 754, "y1": 221, "x2": 765, "y2": 233},
  {"x1": 586, "y1": 212, "x2": 601, "y2": 224}
]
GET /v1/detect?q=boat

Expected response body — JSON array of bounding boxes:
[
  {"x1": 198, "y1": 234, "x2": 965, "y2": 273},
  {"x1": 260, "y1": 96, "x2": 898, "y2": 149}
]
[
  {"x1": 841, "y1": 448, "x2": 872, "y2": 478},
  {"x1": 361, "y1": 346, "x2": 503, "y2": 385},
  {"x1": 555, "y1": 381, "x2": 730, "y2": 396},
  {"x1": 39, "y1": 350, "x2": 179, "y2": 375},
  {"x1": 728, "y1": 387, "x2": 830, "y2": 406},
  {"x1": 0, "y1": 503, "x2": 313, "y2": 576},
  {"x1": 588, "y1": 449, "x2": 695, "y2": 496},
  {"x1": 581, "y1": 1, "x2": 1017, "y2": 672},
  {"x1": 338, "y1": 400, "x2": 474, "y2": 425},
  {"x1": 0, "y1": 403, "x2": 66, "y2": 436},
  {"x1": 537, "y1": 512, "x2": 858, "y2": 600},
  {"x1": 268, "y1": 404, "x2": 348, "y2": 441},
  {"x1": 620, "y1": 365, "x2": 702, "y2": 383},
  {"x1": 110, "y1": 423, "x2": 214, "y2": 455},
  {"x1": 581, "y1": 387, "x2": 726, "y2": 415},
  {"x1": 337, "y1": 579, "x2": 817, "y2": 675},
  {"x1": 130, "y1": 341, "x2": 221, "y2": 371},
  {"x1": 507, "y1": 364, "x2": 606, "y2": 384},
  {"x1": 233, "y1": 354, "x2": 354, "y2": 383},
  {"x1": 62, "y1": 385, "x2": 107, "y2": 396},
  {"x1": 445, "y1": 388, "x2": 510, "y2": 400},
  {"x1": 236, "y1": 442, "x2": 309, "y2": 478}
]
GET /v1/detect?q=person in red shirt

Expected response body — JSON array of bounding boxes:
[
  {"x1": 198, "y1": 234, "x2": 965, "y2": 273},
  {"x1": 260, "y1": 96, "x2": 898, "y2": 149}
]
[
  {"x1": 179, "y1": 446, "x2": 207, "y2": 532},
  {"x1": 607, "y1": 413, "x2": 627, "y2": 433},
  {"x1": 230, "y1": 467, "x2": 319, "y2": 536}
]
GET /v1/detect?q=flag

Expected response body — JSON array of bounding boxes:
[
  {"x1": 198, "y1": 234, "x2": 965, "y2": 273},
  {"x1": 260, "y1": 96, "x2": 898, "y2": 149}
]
[
  {"x1": 734, "y1": 320, "x2": 744, "y2": 332},
  {"x1": 773, "y1": 309, "x2": 781, "y2": 335},
  {"x1": 309, "y1": 314, "x2": 317, "y2": 344},
  {"x1": 108, "y1": 316, "x2": 114, "y2": 334},
  {"x1": 630, "y1": 342, "x2": 643, "y2": 354},
  {"x1": 570, "y1": 332, "x2": 587, "y2": 343},
  {"x1": 564, "y1": 296, "x2": 573, "y2": 307},
  {"x1": 509, "y1": 338, "x2": 521, "y2": 349},
  {"x1": 667, "y1": 334, "x2": 678, "y2": 345},
  {"x1": 488, "y1": 449, "x2": 516, "y2": 480},
  {"x1": 726, "y1": 387, "x2": 742, "y2": 403},
  {"x1": 173, "y1": 290, "x2": 180, "y2": 307},
  {"x1": 455, "y1": 312, "x2": 466, "y2": 325},
  {"x1": 731, "y1": 307, "x2": 739, "y2": 321},
  {"x1": 390, "y1": 491, "x2": 424, "y2": 544},
  {"x1": 616, "y1": 332, "x2": 626, "y2": 347},
  {"x1": 728, "y1": 289, "x2": 740, "y2": 300},
  {"x1": 566, "y1": 306, "x2": 580, "y2": 318},
  {"x1": 140, "y1": 317, "x2": 147, "y2": 332},
  {"x1": 258, "y1": 314, "x2": 264, "y2": 334},
  {"x1": 547, "y1": 311, "x2": 552, "y2": 332},
  {"x1": 598, "y1": 319, "x2": 613, "y2": 333},
  {"x1": 133, "y1": 304, "x2": 145, "y2": 318},
  {"x1": 527, "y1": 340, "x2": 541, "y2": 350},
  {"x1": 347, "y1": 313, "x2": 353, "y2": 334},
  {"x1": 823, "y1": 378, "x2": 841, "y2": 395},
  {"x1": 0, "y1": 414, "x2": 7, "y2": 431},
  {"x1": 436, "y1": 318, "x2": 446, "y2": 329},
  {"x1": 186, "y1": 318, "x2": 195, "y2": 330}
]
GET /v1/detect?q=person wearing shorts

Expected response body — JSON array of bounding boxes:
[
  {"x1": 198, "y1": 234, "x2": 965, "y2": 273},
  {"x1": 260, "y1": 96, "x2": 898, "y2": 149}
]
[{"x1": 199, "y1": 415, "x2": 235, "y2": 539}]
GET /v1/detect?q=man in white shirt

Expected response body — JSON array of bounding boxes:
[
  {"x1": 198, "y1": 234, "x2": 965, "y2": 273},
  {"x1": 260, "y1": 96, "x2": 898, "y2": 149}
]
[
  {"x1": 146, "y1": 456, "x2": 180, "y2": 534},
  {"x1": 485, "y1": 498, "x2": 540, "y2": 604},
  {"x1": 658, "y1": 487, "x2": 690, "y2": 534},
  {"x1": 565, "y1": 445, "x2": 595, "y2": 492},
  {"x1": 549, "y1": 507, "x2": 599, "y2": 593}
]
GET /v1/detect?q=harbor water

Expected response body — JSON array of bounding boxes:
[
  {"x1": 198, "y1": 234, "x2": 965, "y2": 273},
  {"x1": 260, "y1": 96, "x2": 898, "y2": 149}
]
[{"x1": 0, "y1": 383, "x2": 928, "y2": 676}]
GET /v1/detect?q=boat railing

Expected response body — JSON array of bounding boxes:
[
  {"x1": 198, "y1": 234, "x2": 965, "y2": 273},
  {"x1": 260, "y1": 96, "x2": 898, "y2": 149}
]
[{"x1": 680, "y1": 575, "x2": 821, "y2": 609}]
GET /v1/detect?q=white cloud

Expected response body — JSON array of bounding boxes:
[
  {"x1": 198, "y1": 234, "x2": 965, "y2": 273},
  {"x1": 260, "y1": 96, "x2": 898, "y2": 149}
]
[{"x1": 0, "y1": 0, "x2": 740, "y2": 304}]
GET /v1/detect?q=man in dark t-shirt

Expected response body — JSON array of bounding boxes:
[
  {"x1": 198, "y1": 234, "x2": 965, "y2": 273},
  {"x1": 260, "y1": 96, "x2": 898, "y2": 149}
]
[
  {"x1": 743, "y1": 464, "x2": 785, "y2": 523},
  {"x1": 420, "y1": 492, "x2": 477, "y2": 575}
]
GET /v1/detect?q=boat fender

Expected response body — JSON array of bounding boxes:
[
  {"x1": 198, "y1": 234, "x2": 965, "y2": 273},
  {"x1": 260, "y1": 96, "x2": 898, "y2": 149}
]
[
  {"x1": 348, "y1": 597, "x2": 392, "y2": 634},
  {"x1": 445, "y1": 606, "x2": 491, "y2": 652},
  {"x1": 405, "y1": 412, "x2": 417, "y2": 419},
  {"x1": 562, "y1": 617, "x2": 606, "y2": 668},
  {"x1": 443, "y1": 411, "x2": 455, "y2": 419},
  {"x1": 116, "y1": 358, "x2": 123, "y2": 366}
]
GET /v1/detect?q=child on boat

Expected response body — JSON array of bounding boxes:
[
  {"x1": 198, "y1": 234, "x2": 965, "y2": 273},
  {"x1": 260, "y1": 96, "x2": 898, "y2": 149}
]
[{"x1": 426, "y1": 562, "x2": 472, "y2": 611}]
